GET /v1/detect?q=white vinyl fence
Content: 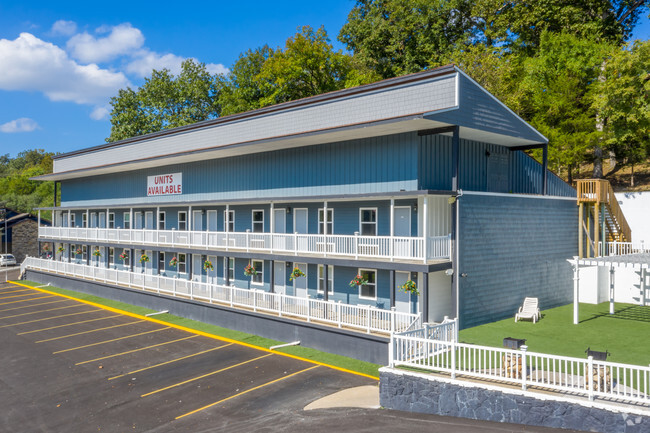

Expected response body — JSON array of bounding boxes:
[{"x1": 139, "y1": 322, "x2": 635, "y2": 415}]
[
  {"x1": 390, "y1": 335, "x2": 650, "y2": 405},
  {"x1": 22, "y1": 257, "x2": 421, "y2": 335},
  {"x1": 604, "y1": 241, "x2": 649, "y2": 256}
]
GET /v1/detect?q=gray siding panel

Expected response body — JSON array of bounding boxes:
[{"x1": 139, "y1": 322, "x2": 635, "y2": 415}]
[{"x1": 458, "y1": 194, "x2": 577, "y2": 329}]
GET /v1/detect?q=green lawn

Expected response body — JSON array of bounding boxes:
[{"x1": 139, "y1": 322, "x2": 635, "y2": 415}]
[
  {"x1": 459, "y1": 302, "x2": 650, "y2": 367},
  {"x1": 15, "y1": 281, "x2": 381, "y2": 378}
]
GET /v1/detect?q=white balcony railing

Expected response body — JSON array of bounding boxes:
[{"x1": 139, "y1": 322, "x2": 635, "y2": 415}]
[
  {"x1": 39, "y1": 226, "x2": 451, "y2": 262},
  {"x1": 603, "y1": 241, "x2": 649, "y2": 257},
  {"x1": 22, "y1": 257, "x2": 422, "y2": 335}
]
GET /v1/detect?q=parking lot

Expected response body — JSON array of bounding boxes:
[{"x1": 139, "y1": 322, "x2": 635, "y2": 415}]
[{"x1": 0, "y1": 280, "x2": 572, "y2": 432}]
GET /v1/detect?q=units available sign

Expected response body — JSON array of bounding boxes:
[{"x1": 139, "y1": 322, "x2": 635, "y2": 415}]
[{"x1": 147, "y1": 172, "x2": 182, "y2": 196}]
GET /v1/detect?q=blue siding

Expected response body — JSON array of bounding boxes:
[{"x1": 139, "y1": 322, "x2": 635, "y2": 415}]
[
  {"x1": 61, "y1": 133, "x2": 420, "y2": 206},
  {"x1": 458, "y1": 194, "x2": 577, "y2": 329}
]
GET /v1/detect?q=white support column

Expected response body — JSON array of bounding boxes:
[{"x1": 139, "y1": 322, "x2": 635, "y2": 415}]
[
  {"x1": 225, "y1": 204, "x2": 230, "y2": 251},
  {"x1": 323, "y1": 201, "x2": 328, "y2": 235},
  {"x1": 156, "y1": 206, "x2": 160, "y2": 230},
  {"x1": 422, "y1": 196, "x2": 428, "y2": 263},
  {"x1": 38, "y1": 210, "x2": 41, "y2": 228},
  {"x1": 270, "y1": 202, "x2": 274, "y2": 233},
  {"x1": 573, "y1": 257, "x2": 580, "y2": 325},
  {"x1": 129, "y1": 208, "x2": 133, "y2": 231},
  {"x1": 188, "y1": 206, "x2": 192, "y2": 231},
  {"x1": 106, "y1": 208, "x2": 109, "y2": 228},
  {"x1": 86, "y1": 209, "x2": 90, "y2": 228},
  {"x1": 609, "y1": 264, "x2": 615, "y2": 315},
  {"x1": 67, "y1": 210, "x2": 71, "y2": 228},
  {"x1": 390, "y1": 198, "x2": 394, "y2": 262},
  {"x1": 641, "y1": 268, "x2": 647, "y2": 307}
]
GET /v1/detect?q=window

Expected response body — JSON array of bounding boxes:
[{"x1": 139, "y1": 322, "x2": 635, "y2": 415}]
[
  {"x1": 108, "y1": 248, "x2": 114, "y2": 266},
  {"x1": 318, "y1": 265, "x2": 334, "y2": 294},
  {"x1": 251, "y1": 260, "x2": 263, "y2": 285},
  {"x1": 70, "y1": 213, "x2": 76, "y2": 228},
  {"x1": 226, "y1": 258, "x2": 234, "y2": 282},
  {"x1": 224, "y1": 210, "x2": 234, "y2": 232},
  {"x1": 158, "y1": 212, "x2": 166, "y2": 230},
  {"x1": 82, "y1": 213, "x2": 87, "y2": 228},
  {"x1": 178, "y1": 253, "x2": 186, "y2": 274},
  {"x1": 318, "y1": 209, "x2": 333, "y2": 234},
  {"x1": 82, "y1": 245, "x2": 88, "y2": 261},
  {"x1": 159, "y1": 252, "x2": 165, "y2": 273},
  {"x1": 178, "y1": 211, "x2": 187, "y2": 231},
  {"x1": 252, "y1": 210, "x2": 264, "y2": 233},
  {"x1": 123, "y1": 249, "x2": 130, "y2": 267},
  {"x1": 108, "y1": 213, "x2": 115, "y2": 229},
  {"x1": 358, "y1": 269, "x2": 377, "y2": 300},
  {"x1": 360, "y1": 208, "x2": 377, "y2": 236},
  {"x1": 123, "y1": 212, "x2": 131, "y2": 229}
]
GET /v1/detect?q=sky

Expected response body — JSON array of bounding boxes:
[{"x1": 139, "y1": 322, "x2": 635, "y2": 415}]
[{"x1": 0, "y1": 1, "x2": 649, "y2": 158}]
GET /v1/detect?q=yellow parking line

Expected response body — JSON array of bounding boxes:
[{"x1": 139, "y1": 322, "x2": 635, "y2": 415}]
[
  {"x1": 0, "y1": 304, "x2": 82, "y2": 320},
  {"x1": 9, "y1": 281, "x2": 379, "y2": 381},
  {"x1": 0, "y1": 299, "x2": 69, "y2": 313},
  {"x1": 18, "y1": 314, "x2": 123, "y2": 335},
  {"x1": 0, "y1": 293, "x2": 44, "y2": 300},
  {"x1": 141, "y1": 353, "x2": 273, "y2": 398},
  {"x1": 76, "y1": 335, "x2": 198, "y2": 365},
  {"x1": 0, "y1": 289, "x2": 32, "y2": 295},
  {"x1": 0, "y1": 295, "x2": 53, "y2": 306},
  {"x1": 176, "y1": 365, "x2": 319, "y2": 420},
  {"x1": 108, "y1": 343, "x2": 233, "y2": 380},
  {"x1": 53, "y1": 327, "x2": 171, "y2": 354},
  {"x1": 35, "y1": 320, "x2": 147, "y2": 343},
  {"x1": 0, "y1": 309, "x2": 103, "y2": 329}
]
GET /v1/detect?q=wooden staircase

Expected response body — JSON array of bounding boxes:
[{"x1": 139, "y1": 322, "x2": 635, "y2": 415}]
[{"x1": 576, "y1": 179, "x2": 631, "y2": 258}]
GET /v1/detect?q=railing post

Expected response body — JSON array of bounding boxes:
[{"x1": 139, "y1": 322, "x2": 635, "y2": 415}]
[
  {"x1": 307, "y1": 295, "x2": 311, "y2": 322},
  {"x1": 229, "y1": 285, "x2": 233, "y2": 307},
  {"x1": 587, "y1": 356, "x2": 594, "y2": 400},
  {"x1": 246, "y1": 229, "x2": 250, "y2": 253},
  {"x1": 337, "y1": 301, "x2": 342, "y2": 328},
  {"x1": 294, "y1": 232, "x2": 298, "y2": 256},
  {"x1": 520, "y1": 345, "x2": 528, "y2": 391},
  {"x1": 389, "y1": 332, "x2": 395, "y2": 368},
  {"x1": 253, "y1": 288, "x2": 257, "y2": 312},
  {"x1": 278, "y1": 293, "x2": 283, "y2": 317},
  {"x1": 355, "y1": 232, "x2": 359, "y2": 260},
  {"x1": 366, "y1": 305, "x2": 371, "y2": 334},
  {"x1": 450, "y1": 340, "x2": 456, "y2": 379},
  {"x1": 173, "y1": 277, "x2": 177, "y2": 296},
  {"x1": 390, "y1": 306, "x2": 396, "y2": 334}
]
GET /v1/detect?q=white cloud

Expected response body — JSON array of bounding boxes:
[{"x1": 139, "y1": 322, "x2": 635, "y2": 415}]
[
  {"x1": 67, "y1": 23, "x2": 144, "y2": 63},
  {"x1": 126, "y1": 49, "x2": 229, "y2": 77},
  {"x1": 51, "y1": 20, "x2": 77, "y2": 36},
  {"x1": 0, "y1": 118, "x2": 40, "y2": 133},
  {"x1": 206, "y1": 62, "x2": 230, "y2": 76},
  {"x1": 90, "y1": 106, "x2": 110, "y2": 120},
  {"x1": 0, "y1": 32, "x2": 130, "y2": 106}
]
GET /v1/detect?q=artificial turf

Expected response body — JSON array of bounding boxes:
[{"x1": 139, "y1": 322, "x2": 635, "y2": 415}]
[
  {"x1": 15, "y1": 280, "x2": 382, "y2": 378},
  {"x1": 459, "y1": 301, "x2": 650, "y2": 366}
]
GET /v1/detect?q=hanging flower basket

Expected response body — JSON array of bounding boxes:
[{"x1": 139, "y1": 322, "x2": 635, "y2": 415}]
[
  {"x1": 244, "y1": 263, "x2": 257, "y2": 277},
  {"x1": 75, "y1": 248, "x2": 83, "y2": 255},
  {"x1": 203, "y1": 260, "x2": 214, "y2": 271},
  {"x1": 139, "y1": 254, "x2": 150, "y2": 264},
  {"x1": 169, "y1": 256, "x2": 178, "y2": 267},
  {"x1": 119, "y1": 251, "x2": 129, "y2": 261},
  {"x1": 57, "y1": 246, "x2": 65, "y2": 253},
  {"x1": 93, "y1": 249, "x2": 101, "y2": 257},
  {"x1": 399, "y1": 279, "x2": 419, "y2": 296},
  {"x1": 289, "y1": 267, "x2": 305, "y2": 281},
  {"x1": 349, "y1": 274, "x2": 368, "y2": 287},
  {"x1": 43, "y1": 244, "x2": 50, "y2": 252}
]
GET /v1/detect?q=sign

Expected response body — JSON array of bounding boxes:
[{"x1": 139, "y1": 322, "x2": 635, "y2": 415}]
[{"x1": 147, "y1": 173, "x2": 182, "y2": 196}]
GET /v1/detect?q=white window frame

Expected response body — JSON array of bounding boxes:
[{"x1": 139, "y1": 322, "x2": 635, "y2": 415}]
[
  {"x1": 178, "y1": 211, "x2": 187, "y2": 231},
  {"x1": 70, "y1": 213, "x2": 76, "y2": 228},
  {"x1": 318, "y1": 208, "x2": 333, "y2": 235},
  {"x1": 158, "y1": 211, "x2": 166, "y2": 230},
  {"x1": 252, "y1": 210, "x2": 264, "y2": 233},
  {"x1": 178, "y1": 253, "x2": 186, "y2": 274},
  {"x1": 358, "y1": 268, "x2": 377, "y2": 300},
  {"x1": 159, "y1": 252, "x2": 165, "y2": 273},
  {"x1": 224, "y1": 210, "x2": 235, "y2": 232},
  {"x1": 251, "y1": 259, "x2": 264, "y2": 286},
  {"x1": 108, "y1": 247, "x2": 114, "y2": 266},
  {"x1": 317, "y1": 265, "x2": 334, "y2": 295},
  {"x1": 108, "y1": 212, "x2": 115, "y2": 229},
  {"x1": 359, "y1": 208, "x2": 377, "y2": 236},
  {"x1": 123, "y1": 212, "x2": 131, "y2": 230},
  {"x1": 82, "y1": 213, "x2": 87, "y2": 228},
  {"x1": 82, "y1": 245, "x2": 88, "y2": 261},
  {"x1": 226, "y1": 257, "x2": 234, "y2": 282}
]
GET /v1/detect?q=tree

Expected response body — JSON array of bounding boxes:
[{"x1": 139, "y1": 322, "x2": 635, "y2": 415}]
[
  {"x1": 0, "y1": 149, "x2": 56, "y2": 217},
  {"x1": 593, "y1": 39, "x2": 650, "y2": 186},
  {"x1": 106, "y1": 59, "x2": 220, "y2": 142}
]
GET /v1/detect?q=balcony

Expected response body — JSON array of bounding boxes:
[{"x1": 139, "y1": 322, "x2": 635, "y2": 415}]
[{"x1": 39, "y1": 226, "x2": 452, "y2": 262}]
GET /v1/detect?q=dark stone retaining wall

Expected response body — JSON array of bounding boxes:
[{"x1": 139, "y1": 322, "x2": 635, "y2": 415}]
[
  {"x1": 25, "y1": 270, "x2": 389, "y2": 365},
  {"x1": 380, "y1": 368, "x2": 650, "y2": 433}
]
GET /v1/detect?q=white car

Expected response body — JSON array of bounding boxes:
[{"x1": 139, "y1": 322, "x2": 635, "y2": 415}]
[{"x1": 0, "y1": 254, "x2": 17, "y2": 267}]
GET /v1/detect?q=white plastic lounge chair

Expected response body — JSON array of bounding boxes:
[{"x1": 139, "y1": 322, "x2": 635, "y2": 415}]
[{"x1": 515, "y1": 297, "x2": 540, "y2": 323}]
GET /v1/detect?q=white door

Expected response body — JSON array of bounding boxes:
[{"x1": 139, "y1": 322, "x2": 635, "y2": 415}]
[
  {"x1": 145, "y1": 250, "x2": 153, "y2": 275},
  {"x1": 395, "y1": 271, "x2": 411, "y2": 314},
  {"x1": 91, "y1": 213, "x2": 97, "y2": 228},
  {"x1": 98, "y1": 212, "x2": 106, "y2": 228},
  {"x1": 274, "y1": 209, "x2": 286, "y2": 233},
  {"x1": 294, "y1": 263, "x2": 308, "y2": 297},
  {"x1": 393, "y1": 207, "x2": 411, "y2": 258},
  {"x1": 193, "y1": 211, "x2": 203, "y2": 231},
  {"x1": 192, "y1": 254, "x2": 202, "y2": 282},
  {"x1": 207, "y1": 255, "x2": 217, "y2": 284},
  {"x1": 134, "y1": 212, "x2": 143, "y2": 229},
  {"x1": 145, "y1": 212, "x2": 154, "y2": 229},
  {"x1": 207, "y1": 210, "x2": 218, "y2": 231},
  {"x1": 294, "y1": 209, "x2": 308, "y2": 252},
  {"x1": 274, "y1": 261, "x2": 285, "y2": 295}
]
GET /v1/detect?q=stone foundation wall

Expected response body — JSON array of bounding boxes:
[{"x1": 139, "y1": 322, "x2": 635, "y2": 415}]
[
  {"x1": 380, "y1": 368, "x2": 650, "y2": 433},
  {"x1": 11, "y1": 220, "x2": 38, "y2": 263}
]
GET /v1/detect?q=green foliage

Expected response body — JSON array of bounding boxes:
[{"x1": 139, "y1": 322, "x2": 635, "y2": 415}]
[
  {"x1": 0, "y1": 150, "x2": 55, "y2": 217},
  {"x1": 106, "y1": 59, "x2": 220, "y2": 142}
]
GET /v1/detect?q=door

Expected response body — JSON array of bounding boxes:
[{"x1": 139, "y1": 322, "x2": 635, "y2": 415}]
[
  {"x1": 91, "y1": 213, "x2": 97, "y2": 228},
  {"x1": 193, "y1": 211, "x2": 203, "y2": 231},
  {"x1": 207, "y1": 255, "x2": 217, "y2": 285},
  {"x1": 192, "y1": 254, "x2": 202, "y2": 282},
  {"x1": 294, "y1": 209, "x2": 308, "y2": 252},
  {"x1": 145, "y1": 212, "x2": 154, "y2": 229},
  {"x1": 294, "y1": 263, "x2": 308, "y2": 298},
  {"x1": 395, "y1": 271, "x2": 412, "y2": 314},
  {"x1": 207, "y1": 210, "x2": 218, "y2": 231},
  {"x1": 134, "y1": 212, "x2": 143, "y2": 229},
  {"x1": 393, "y1": 207, "x2": 411, "y2": 258},
  {"x1": 98, "y1": 212, "x2": 106, "y2": 228},
  {"x1": 144, "y1": 250, "x2": 153, "y2": 275},
  {"x1": 274, "y1": 261, "x2": 286, "y2": 295},
  {"x1": 274, "y1": 209, "x2": 286, "y2": 233}
]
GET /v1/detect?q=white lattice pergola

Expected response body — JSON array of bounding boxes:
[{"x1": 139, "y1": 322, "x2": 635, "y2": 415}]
[{"x1": 570, "y1": 253, "x2": 650, "y2": 324}]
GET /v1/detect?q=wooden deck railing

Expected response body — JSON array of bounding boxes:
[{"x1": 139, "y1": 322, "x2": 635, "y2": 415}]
[{"x1": 576, "y1": 179, "x2": 631, "y2": 242}]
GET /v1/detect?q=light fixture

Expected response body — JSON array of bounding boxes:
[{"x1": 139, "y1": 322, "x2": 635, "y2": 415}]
[
  {"x1": 286, "y1": 262, "x2": 292, "y2": 268},
  {"x1": 286, "y1": 207, "x2": 292, "y2": 214},
  {"x1": 445, "y1": 269, "x2": 454, "y2": 276},
  {"x1": 413, "y1": 204, "x2": 417, "y2": 212},
  {"x1": 461, "y1": 273, "x2": 468, "y2": 278}
]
